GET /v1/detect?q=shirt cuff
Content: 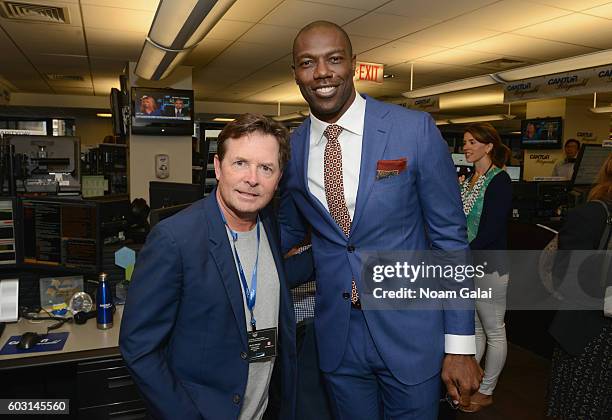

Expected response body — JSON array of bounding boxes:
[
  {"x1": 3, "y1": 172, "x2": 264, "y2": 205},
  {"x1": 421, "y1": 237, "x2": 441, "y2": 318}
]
[{"x1": 445, "y1": 334, "x2": 476, "y2": 355}]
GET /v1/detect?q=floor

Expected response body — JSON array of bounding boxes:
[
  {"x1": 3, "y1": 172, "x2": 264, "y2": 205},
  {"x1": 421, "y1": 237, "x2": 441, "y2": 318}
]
[{"x1": 455, "y1": 342, "x2": 552, "y2": 420}]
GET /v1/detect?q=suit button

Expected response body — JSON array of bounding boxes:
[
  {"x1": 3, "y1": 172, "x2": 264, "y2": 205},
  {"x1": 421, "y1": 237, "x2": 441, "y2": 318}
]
[
  {"x1": 342, "y1": 292, "x2": 350, "y2": 300},
  {"x1": 233, "y1": 394, "x2": 241, "y2": 404},
  {"x1": 347, "y1": 245, "x2": 355, "y2": 252},
  {"x1": 240, "y1": 351, "x2": 247, "y2": 360}
]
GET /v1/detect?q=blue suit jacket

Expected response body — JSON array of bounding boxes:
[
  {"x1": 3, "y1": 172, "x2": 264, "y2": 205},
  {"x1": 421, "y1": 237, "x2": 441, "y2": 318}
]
[
  {"x1": 279, "y1": 95, "x2": 474, "y2": 385},
  {"x1": 120, "y1": 194, "x2": 297, "y2": 419}
]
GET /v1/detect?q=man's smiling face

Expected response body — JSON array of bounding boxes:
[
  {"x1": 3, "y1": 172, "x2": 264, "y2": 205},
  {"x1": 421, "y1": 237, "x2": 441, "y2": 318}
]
[{"x1": 293, "y1": 24, "x2": 356, "y2": 123}]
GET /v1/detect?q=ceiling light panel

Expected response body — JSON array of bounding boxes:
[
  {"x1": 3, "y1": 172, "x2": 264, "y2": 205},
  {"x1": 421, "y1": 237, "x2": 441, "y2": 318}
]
[
  {"x1": 445, "y1": 0, "x2": 571, "y2": 33},
  {"x1": 80, "y1": 0, "x2": 160, "y2": 12},
  {"x1": 398, "y1": 21, "x2": 499, "y2": 49},
  {"x1": 514, "y1": 13, "x2": 612, "y2": 49},
  {"x1": 344, "y1": 13, "x2": 436, "y2": 40},
  {"x1": 582, "y1": 3, "x2": 612, "y2": 19},
  {"x1": 221, "y1": 0, "x2": 283, "y2": 23},
  {"x1": 376, "y1": 0, "x2": 501, "y2": 23},
  {"x1": 260, "y1": 0, "x2": 364, "y2": 28},
  {"x1": 461, "y1": 33, "x2": 596, "y2": 61},
  {"x1": 82, "y1": 4, "x2": 155, "y2": 32},
  {"x1": 439, "y1": 89, "x2": 505, "y2": 109},
  {"x1": 528, "y1": 0, "x2": 610, "y2": 12}
]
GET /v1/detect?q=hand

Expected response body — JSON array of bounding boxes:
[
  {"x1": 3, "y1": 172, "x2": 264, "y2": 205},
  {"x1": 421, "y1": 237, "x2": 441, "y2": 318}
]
[{"x1": 441, "y1": 354, "x2": 483, "y2": 410}]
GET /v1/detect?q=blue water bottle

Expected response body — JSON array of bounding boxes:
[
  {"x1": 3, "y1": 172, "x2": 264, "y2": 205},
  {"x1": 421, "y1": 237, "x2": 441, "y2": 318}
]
[{"x1": 96, "y1": 273, "x2": 113, "y2": 329}]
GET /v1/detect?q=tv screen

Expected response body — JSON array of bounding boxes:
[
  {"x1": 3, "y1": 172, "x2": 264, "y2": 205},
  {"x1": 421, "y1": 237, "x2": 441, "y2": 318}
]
[
  {"x1": 520, "y1": 117, "x2": 563, "y2": 149},
  {"x1": 131, "y1": 87, "x2": 194, "y2": 135}
]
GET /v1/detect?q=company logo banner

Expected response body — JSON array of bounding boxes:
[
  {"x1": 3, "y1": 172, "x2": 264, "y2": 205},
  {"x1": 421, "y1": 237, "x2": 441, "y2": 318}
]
[{"x1": 504, "y1": 65, "x2": 612, "y2": 102}]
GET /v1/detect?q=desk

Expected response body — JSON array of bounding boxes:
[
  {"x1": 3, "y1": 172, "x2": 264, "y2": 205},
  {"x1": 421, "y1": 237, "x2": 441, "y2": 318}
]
[{"x1": 0, "y1": 306, "x2": 147, "y2": 419}]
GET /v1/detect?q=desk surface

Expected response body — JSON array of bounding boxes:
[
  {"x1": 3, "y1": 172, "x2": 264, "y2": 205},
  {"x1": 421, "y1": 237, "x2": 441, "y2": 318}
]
[{"x1": 0, "y1": 306, "x2": 123, "y2": 370}]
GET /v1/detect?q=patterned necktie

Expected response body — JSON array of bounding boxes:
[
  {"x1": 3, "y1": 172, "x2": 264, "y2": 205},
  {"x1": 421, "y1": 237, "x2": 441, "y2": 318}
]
[{"x1": 323, "y1": 124, "x2": 360, "y2": 307}]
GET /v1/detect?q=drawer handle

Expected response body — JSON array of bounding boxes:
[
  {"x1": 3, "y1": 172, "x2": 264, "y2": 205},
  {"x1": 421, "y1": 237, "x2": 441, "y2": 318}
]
[
  {"x1": 109, "y1": 407, "x2": 147, "y2": 420},
  {"x1": 107, "y1": 375, "x2": 134, "y2": 389}
]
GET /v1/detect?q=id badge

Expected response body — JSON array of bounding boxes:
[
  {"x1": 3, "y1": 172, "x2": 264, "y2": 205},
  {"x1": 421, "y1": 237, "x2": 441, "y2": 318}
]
[{"x1": 247, "y1": 327, "x2": 277, "y2": 362}]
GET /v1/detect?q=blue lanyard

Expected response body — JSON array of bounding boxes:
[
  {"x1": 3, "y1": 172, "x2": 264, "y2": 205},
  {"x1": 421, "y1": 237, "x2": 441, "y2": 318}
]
[{"x1": 219, "y1": 207, "x2": 261, "y2": 331}]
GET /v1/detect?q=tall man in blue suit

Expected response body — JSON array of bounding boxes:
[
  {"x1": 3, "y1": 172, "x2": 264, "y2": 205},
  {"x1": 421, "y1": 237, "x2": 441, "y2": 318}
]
[
  {"x1": 120, "y1": 114, "x2": 297, "y2": 420},
  {"x1": 280, "y1": 21, "x2": 482, "y2": 419}
]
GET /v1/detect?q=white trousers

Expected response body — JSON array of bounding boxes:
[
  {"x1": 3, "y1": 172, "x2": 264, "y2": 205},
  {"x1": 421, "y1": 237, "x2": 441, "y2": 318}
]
[{"x1": 474, "y1": 272, "x2": 509, "y2": 395}]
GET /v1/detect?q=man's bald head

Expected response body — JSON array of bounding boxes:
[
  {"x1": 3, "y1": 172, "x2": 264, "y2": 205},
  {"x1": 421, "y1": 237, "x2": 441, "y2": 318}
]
[{"x1": 292, "y1": 20, "x2": 352, "y2": 63}]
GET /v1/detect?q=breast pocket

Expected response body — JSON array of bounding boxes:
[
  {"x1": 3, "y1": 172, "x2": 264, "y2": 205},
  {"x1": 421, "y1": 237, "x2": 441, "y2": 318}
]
[{"x1": 373, "y1": 168, "x2": 409, "y2": 191}]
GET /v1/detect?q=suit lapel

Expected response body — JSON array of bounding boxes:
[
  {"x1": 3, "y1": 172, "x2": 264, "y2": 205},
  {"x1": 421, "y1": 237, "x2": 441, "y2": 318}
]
[
  {"x1": 351, "y1": 96, "x2": 391, "y2": 234},
  {"x1": 294, "y1": 120, "x2": 342, "y2": 234},
  {"x1": 205, "y1": 196, "x2": 247, "y2": 347}
]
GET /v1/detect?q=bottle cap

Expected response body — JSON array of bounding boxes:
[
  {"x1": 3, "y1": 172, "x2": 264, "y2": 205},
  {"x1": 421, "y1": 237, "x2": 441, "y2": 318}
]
[{"x1": 99, "y1": 272, "x2": 108, "y2": 281}]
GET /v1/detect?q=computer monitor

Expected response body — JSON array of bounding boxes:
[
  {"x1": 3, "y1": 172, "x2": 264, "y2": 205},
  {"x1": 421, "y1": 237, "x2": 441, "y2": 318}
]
[
  {"x1": 0, "y1": 197, "x2": 17, "y2": 266},
  {"x1": 149, "y1": 203, "x2": 191, "y2": 228},
  {"x1": 451, "y1": 153, "x2": 473, "y2": 179},
  {"x1": 149, "y1": 181, "x2": 203, "y2": 210},
  {"x1": 505, "y1": 165, "x2": 522, "y2": 182},
  {"x1": 21, "y1": 198, "x2": 100, "y2": 273},
  {"x1": 571, "y1": 144, "x2": 611, "y2": 186}
]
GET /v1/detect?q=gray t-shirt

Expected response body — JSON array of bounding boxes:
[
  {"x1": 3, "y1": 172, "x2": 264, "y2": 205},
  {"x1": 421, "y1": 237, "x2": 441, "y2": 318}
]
[{"x1": 226, "y1": 221, "x2": 280, "y2": 420}]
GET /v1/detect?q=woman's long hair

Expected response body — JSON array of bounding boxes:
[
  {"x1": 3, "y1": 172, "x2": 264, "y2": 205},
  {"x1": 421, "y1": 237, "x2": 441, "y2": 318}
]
[
  {"x1": 588, "y1": 152, "x2": 612, "y2": 202},
  {"x1": 464, "y1": 122, "x2": 511, "y2": 168}
]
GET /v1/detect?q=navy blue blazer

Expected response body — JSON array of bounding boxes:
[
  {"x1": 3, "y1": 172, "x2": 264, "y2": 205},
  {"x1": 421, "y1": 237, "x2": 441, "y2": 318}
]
[
  {"x1": 279, "y1": 95, "x2": 474, "y2": 385},
  {"x1": 120, "y1": 193, "x2": 297, "y2": 419}
]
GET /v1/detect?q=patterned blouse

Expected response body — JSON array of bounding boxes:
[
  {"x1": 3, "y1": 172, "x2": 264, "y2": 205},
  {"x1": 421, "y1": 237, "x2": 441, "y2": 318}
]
[{"x1": 460, "y1": 166, "x2": 503, "y2": 243}]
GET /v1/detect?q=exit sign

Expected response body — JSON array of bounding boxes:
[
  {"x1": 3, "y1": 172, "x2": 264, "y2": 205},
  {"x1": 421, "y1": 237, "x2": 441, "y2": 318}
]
[{"x1": 355, "y1": 61, "x2": 384, "y2": 84}]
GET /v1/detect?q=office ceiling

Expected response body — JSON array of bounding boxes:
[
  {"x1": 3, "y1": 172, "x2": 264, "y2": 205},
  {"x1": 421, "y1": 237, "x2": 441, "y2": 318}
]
[{"x1": 0, "y1": 0, "x2": 611, "y2": 112}]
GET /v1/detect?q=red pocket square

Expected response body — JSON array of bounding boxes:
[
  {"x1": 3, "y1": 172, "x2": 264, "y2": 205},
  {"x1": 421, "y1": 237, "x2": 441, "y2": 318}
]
[{"x1": 376, "y1": 158, "x2": 407, "y2": 172}]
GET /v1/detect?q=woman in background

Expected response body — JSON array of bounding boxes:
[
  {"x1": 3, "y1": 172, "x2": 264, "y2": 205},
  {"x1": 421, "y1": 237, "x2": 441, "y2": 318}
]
[
  {"x1": 139, "y1": 96, "x2": 161, "y2": 116},
  {"x1": 460, "y1": 123, "x2": 512, "y2": 412},
  {"x1": 547, "y1": 153, "x2": 612, "y2": 419}
]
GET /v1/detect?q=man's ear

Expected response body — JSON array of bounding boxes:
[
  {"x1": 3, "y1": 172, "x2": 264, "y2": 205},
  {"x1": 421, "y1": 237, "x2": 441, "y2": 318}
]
[
  {"x1": 213, "y1": 154, "x2": 221, "y2": 181},
  {"x1": 351, "y1": 54, "x2": 357, "y2": 73},
  {"x1": 291, "y1": 64, "x2": 297, "y2": 84}
]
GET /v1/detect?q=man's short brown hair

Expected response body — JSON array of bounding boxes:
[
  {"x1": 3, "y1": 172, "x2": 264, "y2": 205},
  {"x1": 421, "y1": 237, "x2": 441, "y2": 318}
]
[{"x1": 216, "y1": 113, "x2": 290, "y2": 168}]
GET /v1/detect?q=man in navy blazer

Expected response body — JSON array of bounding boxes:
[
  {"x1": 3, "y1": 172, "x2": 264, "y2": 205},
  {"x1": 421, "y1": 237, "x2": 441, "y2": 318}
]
[
  {"x1": 120, "y1": 114, "x2": 297, "y2": 420},
  {"x1": 280, "y1": 21, "x2": 482, "y2": 418}
]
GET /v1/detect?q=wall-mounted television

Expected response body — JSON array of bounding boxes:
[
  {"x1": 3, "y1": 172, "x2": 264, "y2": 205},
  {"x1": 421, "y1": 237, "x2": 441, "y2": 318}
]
[
  {"x1": 520, "y1": 117, "x2": 563, "y2": 149},
  {"x1": 131, "y1": 87, "x2": 194, "y2": 135}
]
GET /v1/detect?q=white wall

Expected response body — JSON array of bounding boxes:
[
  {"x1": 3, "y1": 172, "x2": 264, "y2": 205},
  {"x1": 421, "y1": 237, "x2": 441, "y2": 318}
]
[{"x1": 128, "y1": 63, "x2": 193, "y2": 204}]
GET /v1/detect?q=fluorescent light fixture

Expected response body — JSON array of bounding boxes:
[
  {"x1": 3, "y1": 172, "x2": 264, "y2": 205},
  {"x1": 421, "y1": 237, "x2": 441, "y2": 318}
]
[
  {"x1": 439, "y1": 89, "x2": 504, "y2": 110},
  {"x1": 435, "y1": 120, "x2": 450, "y2": 126},
  {"x1": 448, "y1": 114, "x2": 516, "y2": 124},
  {"x1": 589, "y1": 106, "x2": 612, "y2": 114},
  {"x1": 497, "y1": 49, "x2": 612, "y2": 82},
  {"x1": 96, "y1": 113, "x2": 112, "y2": 118},
  {"x1": 402, "y1": 75, "x2": 497, "y2": 99},
  {"x1": 136, "y1": 0, "x2": 237, "y2": 80},
  {"x1": 212, "y1": 117, "x2": 235, "y2": 122},
  {"x1": 402, "y1": 48, "x2": 612, "y2": 98}
]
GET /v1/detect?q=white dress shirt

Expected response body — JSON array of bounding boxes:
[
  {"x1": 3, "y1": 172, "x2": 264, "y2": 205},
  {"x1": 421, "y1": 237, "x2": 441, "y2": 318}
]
[
  {"x1": 306, "y1": 91, "x2": 475, "y2": 355},
  {"x1": 308, "y1": 92, "x2": 365, "y2": 219}
]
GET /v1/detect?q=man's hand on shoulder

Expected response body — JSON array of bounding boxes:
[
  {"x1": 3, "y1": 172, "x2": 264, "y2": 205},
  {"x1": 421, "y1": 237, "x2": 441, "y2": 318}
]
[{"x1": 441, "y1": 354, "x2": 483, "y2": 410}]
